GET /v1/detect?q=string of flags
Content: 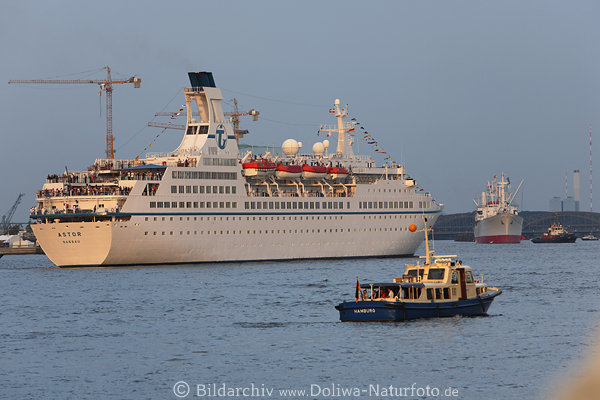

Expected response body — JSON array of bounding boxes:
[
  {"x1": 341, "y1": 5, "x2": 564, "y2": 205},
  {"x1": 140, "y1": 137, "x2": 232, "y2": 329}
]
[
  {"x1": 338, "y1": 115, "x2": 398, "y2": 164},
  {"x1": 170, "y1": 104, "x2": 185, "y2": 119},
  {"x1": 137, "y1": 103, "x2": 187, "y2": 158}
]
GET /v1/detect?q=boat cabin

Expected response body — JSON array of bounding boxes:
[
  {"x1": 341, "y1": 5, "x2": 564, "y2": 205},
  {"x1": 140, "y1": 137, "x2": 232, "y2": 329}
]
[{"x1": 358, "y1": 258, "x2": 492, "y2": 303}]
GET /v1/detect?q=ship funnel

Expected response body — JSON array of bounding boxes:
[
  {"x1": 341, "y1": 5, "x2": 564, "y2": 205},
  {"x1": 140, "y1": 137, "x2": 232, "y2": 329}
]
[{"x1": 188, "y1": 72, "x2": 216, "y2": 88}]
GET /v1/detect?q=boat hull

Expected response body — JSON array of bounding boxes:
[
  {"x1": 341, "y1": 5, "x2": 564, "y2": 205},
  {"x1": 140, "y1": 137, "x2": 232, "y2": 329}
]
[
  {"x1": 531, "y1": 234, "x2": 577, "y2": 243},
  {"x1": 335, "y1": 291, "x2": 501, "y2": 322},
  {"x1": 474, "y1": 213, "x2": 523, "y2": 244}
]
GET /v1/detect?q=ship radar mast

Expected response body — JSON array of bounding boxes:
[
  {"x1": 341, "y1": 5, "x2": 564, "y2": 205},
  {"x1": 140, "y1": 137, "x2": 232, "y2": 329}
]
[{"x1": 319, "y1": 99, "x2": 355, "y2": 157}]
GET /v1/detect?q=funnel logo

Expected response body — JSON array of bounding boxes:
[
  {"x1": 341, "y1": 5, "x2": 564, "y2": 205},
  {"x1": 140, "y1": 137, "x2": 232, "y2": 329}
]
[{"x1": 216, "y1": 124, "x2": 227, "y2": 149}]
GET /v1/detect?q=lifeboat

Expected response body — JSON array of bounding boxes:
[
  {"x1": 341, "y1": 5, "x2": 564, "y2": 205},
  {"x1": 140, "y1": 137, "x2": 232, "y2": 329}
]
[
  {"x1": 301, "y1": 164, "x2": 327, "y2": 179},
  {"x1": 328, "y1": 166, "x2": 349, "y2": 181},
  {"x1": 242, "y1": 158, "x2": 276, "y2": 177},
  {"x1": 275, "y1": 163, "x2": 302, "y2": 179}
]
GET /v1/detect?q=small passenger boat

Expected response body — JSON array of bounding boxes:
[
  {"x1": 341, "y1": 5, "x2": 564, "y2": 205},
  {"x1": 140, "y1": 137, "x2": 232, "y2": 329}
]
[
  {"x1": 327, "y1": 166, "x2": 349, "y2": 181},
  {"x1": 275, "y1": 163, "x2": 302, "y2": 179},
  {"x1": 301, "y1": 164, "x2": 327, "y2": 179},
  {"x1": 241, "y1": 158, "x2": 276, "y2": 177},
  {"x1": 335, "y1": 219, "x2": 501, "y2": 322},
  {"x1": 581, "y1": 233, "x2": 599, "y2": 241}
]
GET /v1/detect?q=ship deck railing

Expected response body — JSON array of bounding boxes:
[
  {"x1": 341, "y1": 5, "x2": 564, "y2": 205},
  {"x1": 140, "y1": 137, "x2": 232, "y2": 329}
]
[{"x1": 37, "y1": 188, "x2": 131, "y2": 199}]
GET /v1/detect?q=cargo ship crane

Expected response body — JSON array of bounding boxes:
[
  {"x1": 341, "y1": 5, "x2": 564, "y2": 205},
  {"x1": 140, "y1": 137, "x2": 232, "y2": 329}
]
[{"x1": 9, "y1": 66, "x2": 141, "y2": 159}]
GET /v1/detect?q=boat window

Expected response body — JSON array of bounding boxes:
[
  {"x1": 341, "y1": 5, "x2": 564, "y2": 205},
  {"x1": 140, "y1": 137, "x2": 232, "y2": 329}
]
[
  {"x1": 435, "y1": 288, "x2": 443, "y2": 299},
  {"x1": 466, "y1": 271, "x2": 474, "y2": 283},
  {"x1": 451, "y1": 271, "x2": 458, "y2": 284},
  {"x1": 406, "y1": 269, "x2": 424, "y2": 278},
  {"x1": 428, "y1": 268, "x2": 445, "y2": 280},
  {"x1": 443, "y1": 288, "x2": 450, "y2": 299},
  {"x1": 426, "y1": 288, "x2": 433, "y2": 300}
]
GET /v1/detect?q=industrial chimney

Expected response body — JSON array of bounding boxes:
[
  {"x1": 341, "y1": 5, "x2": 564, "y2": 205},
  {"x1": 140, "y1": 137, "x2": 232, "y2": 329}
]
[{"x1": 573, "y1": 169, "x2": 581, "y2": 211}]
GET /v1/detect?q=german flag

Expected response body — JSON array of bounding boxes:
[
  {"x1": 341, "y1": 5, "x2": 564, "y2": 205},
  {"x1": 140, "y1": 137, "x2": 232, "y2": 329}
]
[{"x1": 355, "y1": 277, "x2": 361, "y2": 301}]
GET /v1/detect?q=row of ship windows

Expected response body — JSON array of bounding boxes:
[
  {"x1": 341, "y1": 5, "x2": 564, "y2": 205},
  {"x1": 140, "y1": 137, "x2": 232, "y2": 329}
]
[
  {"x1": 203, "y1": 158, "x2": 237, "y2": 166},
  {"x1": 150, "y1": 201, "x2": 238, "y2": 209},
  {"x1": 144, "y1": 215, "x2": 344, "y2": 222},
  {"x1": 245, "y1": 201, "x2": 349, "y2": 210},
  {"x1": 368, "y1": 188, "x2": 412, "y2": 193},
  {"x1": 171, "y1": 185, "x2": 237, "y2": 194},
  {"x1": 142, "y1": 215, "x2": 414, "y2": 222},
  {"x1": 357, "y1": 201, "x2": 431, "y2": 209},
  {"x1": 144, "y1": 226, "x2": 410, "y2": 236},
  {"x1": 172, "y1": 171, "x2": 237, "y2": 180}
]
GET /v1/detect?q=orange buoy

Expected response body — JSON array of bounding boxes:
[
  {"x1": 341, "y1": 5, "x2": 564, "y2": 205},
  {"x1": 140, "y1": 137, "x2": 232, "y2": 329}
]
[{"x1": 408, "y1": 224, "x2": 417, "y2": 232}]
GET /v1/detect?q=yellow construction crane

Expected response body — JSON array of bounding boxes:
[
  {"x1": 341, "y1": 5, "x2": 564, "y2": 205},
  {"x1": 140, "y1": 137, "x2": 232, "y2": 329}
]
[
  {"x1": 9, "y1": 66, "x2": 141, "y2": 159},
  {"x1": 224, "y1": 98, "x2": 259, "y2": 144}
]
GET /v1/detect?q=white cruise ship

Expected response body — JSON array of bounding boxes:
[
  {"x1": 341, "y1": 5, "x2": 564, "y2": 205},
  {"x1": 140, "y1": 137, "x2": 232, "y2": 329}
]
[{"x1": 30, "y1": 72, "x2": 443, "y2": 267}]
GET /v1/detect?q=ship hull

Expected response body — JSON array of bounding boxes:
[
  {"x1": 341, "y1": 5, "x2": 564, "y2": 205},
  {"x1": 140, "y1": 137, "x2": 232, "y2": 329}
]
[
  {"x1": 474, "y1": 213, "x2": 523, "y2": 244},
  {"x1": 32, "y1": 210, "x2": 441, "y2": 267}
]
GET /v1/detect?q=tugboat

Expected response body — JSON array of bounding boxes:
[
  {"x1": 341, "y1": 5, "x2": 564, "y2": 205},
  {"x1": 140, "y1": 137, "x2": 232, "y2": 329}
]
[
  {"x1": 531, "y1": 216, "x2": 577, "y2": 243},
  {"x1": 335, "y1": 219, "x2": 502, "y2": 322}
]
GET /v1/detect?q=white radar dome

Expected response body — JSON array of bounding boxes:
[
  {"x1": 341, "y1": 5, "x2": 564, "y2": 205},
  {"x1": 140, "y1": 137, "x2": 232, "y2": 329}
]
[
  {"x1": 298, "y1": 141, "x2": 303, "y2": 148},
  {"x1": 322, "y1": 139, "x2": 330, "y2": 148},
  {"x1": 281, "y1": 139, "x2": 300, "y2": 156},
  {"x1": 312, "y1": 142, "x2": 325, "y2": 156}
]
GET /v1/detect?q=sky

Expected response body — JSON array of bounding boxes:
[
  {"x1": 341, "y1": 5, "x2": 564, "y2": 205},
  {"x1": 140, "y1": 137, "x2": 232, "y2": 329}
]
[{"x1": 1, "y1": 0, "x2": 599, "y2": 222}]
